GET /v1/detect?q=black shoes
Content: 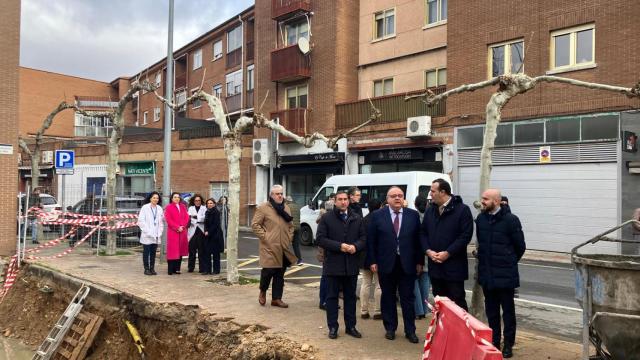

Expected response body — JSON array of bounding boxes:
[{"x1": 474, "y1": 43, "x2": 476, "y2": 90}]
[
  {"x1": 144, "y1": 269, "x2": 152, "y2": 275},
  {"x1": 361, "y1": 313, "x2": 370, "y2": 319},
  {"x1": 405, "y1": 333, "x2": 419, "y2": 343},
  {"x1": 328, "y1": 328, "x2": 338, "y2": 339},
  {"x1": 319, "y1": 303, "x2": 326, "y2": 310},
  {"x1": 345, "y1": 328, "x2": 362, "y2": 338},
  {"x1": 372, "y1": 314, "x2": 382, "y2": 320},
  {"x1": 502, "y1": 344, "x2": 513, "y2": 358},
  {"x1": 385, "y1": 331, "x2": 395, "y2": 340},
  {"x1": 151, "y1": 269, "x2": 157, "y2": 275}
]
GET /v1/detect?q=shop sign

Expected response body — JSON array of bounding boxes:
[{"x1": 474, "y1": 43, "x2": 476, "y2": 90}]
[
  {"x1": 279, "y1": 152, "x2": 344, "y2": 164},
  {"x1": 125, "y1": 162, "x2": 154, "y2": 175},
  {"x1": 367, "y1": 148, "x2": 424, "y2": 162}
]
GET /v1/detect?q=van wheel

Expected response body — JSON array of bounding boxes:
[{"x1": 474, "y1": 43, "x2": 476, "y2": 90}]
[{"x1": 300, "y1": 224, "x2": 313, "y2": 246}]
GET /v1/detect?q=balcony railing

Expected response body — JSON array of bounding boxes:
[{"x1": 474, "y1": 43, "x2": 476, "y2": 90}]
[
  {"x1": 271, "y1": 108, "x2": 310, "y2": 142},
  {"x1": 226, "y1": 48, "x2": 242, "y2": 69},
  {"x1": 75, "y1": 96, "x2": 119, "y2": 108},
  {"x1": 335, "y1": 86, "x2": 447, "y2": 129},
  {"x1": 272, "y1": 0, "x2": 311, "y2": 20},
  {"x1": 271, "y1": 45, "x2": 311, "y2": 82},
  {"x1": 225, "y1": 93, "x2": 242, "y2": 113},
  {"x1": 179, "y1": 125, "x2": 221, "y2": 140},
  {"x1": 175, "y1": 73, "x2": 187, "y2": 89},
  {"x1": 246, "y1": 90, "x2": 254, "y2": 109}
]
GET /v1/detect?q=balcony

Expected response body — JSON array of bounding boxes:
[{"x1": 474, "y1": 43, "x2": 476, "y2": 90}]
[
  {"x1": 271, "y1": 108, "x2": 310, "y2": 142},
  {"x1": 226, "y1": 48, "x2": 242, "y2": 69},
  {"x1": 271, "y1": 45, "x2": 311, "y2": 82},
  {"x1": 175, "y1": 73, "x2": 187, "y2": 90},
  {"x1": 75, "y1": 96, "x2": 119, "y2": 109},
  {"x1": 225, "y1": 93, "x2": 242, "y2": 113},
  {"x1": 335, "y1": 86, "x2": 447, "y2": 129},
  {"x1": 272, "y1": 0, "x2": 311, "y2": 21}
]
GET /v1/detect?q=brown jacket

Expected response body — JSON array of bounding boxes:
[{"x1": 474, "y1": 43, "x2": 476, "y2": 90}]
[{"x1": 251, "y1": 201, "x2": 297, "y2": 268}]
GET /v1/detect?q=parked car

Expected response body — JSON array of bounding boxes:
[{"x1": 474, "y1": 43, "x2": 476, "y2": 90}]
[
  {"x1": 17, "y1": 193, "x2": 62, "y2": 233},
  {"x1": 67, "y1": 195, "x2": 144, "y2": 248}
]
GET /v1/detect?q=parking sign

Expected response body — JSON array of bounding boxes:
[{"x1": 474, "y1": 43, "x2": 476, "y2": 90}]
[{"x1": 55, "y1": 150, "x2": 75, "y2": 174}]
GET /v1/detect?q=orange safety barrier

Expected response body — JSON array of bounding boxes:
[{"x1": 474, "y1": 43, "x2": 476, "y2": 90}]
[{"x1": 423, "y1": 297, "x2": 503, "y2": 360}]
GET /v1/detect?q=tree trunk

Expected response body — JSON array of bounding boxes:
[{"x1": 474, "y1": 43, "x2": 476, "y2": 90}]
[
  {"x1": 224, "y1": 136, "x2": 242, "y2": 283},
  {"x1": 105, "y1": 116, "x2": 123, "y2": 256}
]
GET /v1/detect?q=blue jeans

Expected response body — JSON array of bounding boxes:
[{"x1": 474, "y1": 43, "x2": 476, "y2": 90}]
[{"x1": 414, "y1": 271, "x2": 431, "y2": 316}]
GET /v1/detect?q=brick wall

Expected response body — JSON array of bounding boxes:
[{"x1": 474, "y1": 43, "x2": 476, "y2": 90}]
[
  {"x1": 0, "y1": 0, "x2": 20, "y2": 255},
  {"x1": 447, "y1": 0, "x2": 640, "y2": 124}
]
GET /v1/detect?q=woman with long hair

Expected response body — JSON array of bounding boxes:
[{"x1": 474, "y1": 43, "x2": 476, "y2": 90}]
[
  {"x1": 217, "y1": 195, "x2": 229, "y2": 250},
  {"x1": 137, "y1": 191, "x2": 164, "y2": 275},
  {"x1": 187, "y1": 194, "x2": 207, "y2": 273},
  {"x1": 164, "y1": 192, "x2": 189, "y2": 275},
  {"x1": 204, "y1": 198, "x2": 224, "y2": 274}
]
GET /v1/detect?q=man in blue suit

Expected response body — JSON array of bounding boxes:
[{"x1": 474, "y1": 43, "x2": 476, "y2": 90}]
[{"x1": 367, "y1": 186, "x2": 424, "y2": 344}]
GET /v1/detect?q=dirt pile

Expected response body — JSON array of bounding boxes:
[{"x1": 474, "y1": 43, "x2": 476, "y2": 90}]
[{"x1": 0, "y1": 265, "x2": 317, "y2": 359}]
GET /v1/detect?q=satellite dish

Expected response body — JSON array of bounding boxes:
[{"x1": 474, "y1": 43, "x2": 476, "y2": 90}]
[{"x1": 297, "y1": 37, "x2": 310, "y2": 55}]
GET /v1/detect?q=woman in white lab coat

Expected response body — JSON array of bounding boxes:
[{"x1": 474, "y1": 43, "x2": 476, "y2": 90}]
[
  {"x1": 187, "y1": 194, "x2": 207, "y2": 273},
  {"x1": 138, "y1": 191, "x2": 164, "y2": 275}
]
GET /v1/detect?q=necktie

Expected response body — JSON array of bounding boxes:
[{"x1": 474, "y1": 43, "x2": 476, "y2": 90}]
[
  {"x1": 393, "y1": 211, "x2": 400, "y2": 236},
  {"x1": 341, "y1": 213, "x2": 348, "y2": 222}
]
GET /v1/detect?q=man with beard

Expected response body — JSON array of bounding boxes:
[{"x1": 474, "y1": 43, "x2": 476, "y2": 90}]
[{"x1": 476, "y1": 188, "x2": 526, "y2": 358}]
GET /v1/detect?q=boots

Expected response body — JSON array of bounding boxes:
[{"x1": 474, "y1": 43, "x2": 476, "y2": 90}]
[
  {"x1": 150, "y1": 268, "x2": 157, "y2": 275},
  {"x1": 144, "y1": 268, "x2": 152, "y2": 275}
]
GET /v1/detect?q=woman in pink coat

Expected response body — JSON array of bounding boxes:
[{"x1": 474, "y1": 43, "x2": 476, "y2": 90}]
[{"x1": 164, "y1": 192, "x2": 190, "y2": 275}]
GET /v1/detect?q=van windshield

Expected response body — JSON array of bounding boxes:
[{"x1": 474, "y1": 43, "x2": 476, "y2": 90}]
[{"x1": 338, "y1": 185, "x2": 408, "y2": 207}]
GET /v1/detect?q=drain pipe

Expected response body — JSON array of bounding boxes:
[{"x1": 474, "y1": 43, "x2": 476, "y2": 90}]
[{"x1": 238, "y1": 15, "x2": 244, "y2": 113}]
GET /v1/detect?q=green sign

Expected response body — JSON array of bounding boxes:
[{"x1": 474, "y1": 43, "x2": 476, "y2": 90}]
[{"x1": 125, "y1": 162, "x2": 154, "y2": 176}]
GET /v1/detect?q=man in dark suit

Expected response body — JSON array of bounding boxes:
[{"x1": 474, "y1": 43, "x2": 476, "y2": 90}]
[
  {"x1": 367, "y1": 186, "x2": 424, "y2": 344},
  {"x1": 421, "y1": 178, "x2": 474, "y2": 311},
  {"x1": 317, "y1": 191, "x2": 366, "y2": 339}
]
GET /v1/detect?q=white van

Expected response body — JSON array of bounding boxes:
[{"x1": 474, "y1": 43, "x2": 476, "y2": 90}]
[{"x1": 299, "y1": 171, "x2": 452, "y2": 245}]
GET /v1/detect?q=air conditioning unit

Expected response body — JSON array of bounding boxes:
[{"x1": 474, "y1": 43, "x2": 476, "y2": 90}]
[
  {"x1": 41, "y1": 150, "x2": 54, "y2": 164},
  {"x1": 252, "y1": 139, "x2": 270, "y2": 166},
  {"x1": 406, "y1": 116, "x2": 432, "y2": 138}
]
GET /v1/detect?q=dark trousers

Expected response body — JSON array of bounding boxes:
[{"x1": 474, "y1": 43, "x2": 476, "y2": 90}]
[
  {"x1": 201, "y1": 240, "x2": 213, "y2": 274},
  {"x1": 326, "y1": 275, "x2": 357, "y2": 330},
  {"x1": 483, "y1": 287, "x2": 516, "y2": 347},
  {"x1": 260, "y1": 267, "x2": 286, "y2": 300},
  {"x1": 430, "y1": 277, "x2": 468, "y2": 311},
  {"x1": 378, "y1": 256, "x2": 417, "y2": 335},
  {"x1": 188, "y1": 229, "x2": 205, "y2": 272},
  {"x1": 292, "y1": 229, "x2": 302, "y2": 261},
  {"x1": 167, "y1": 259, "x2": 182, "y2": 274},
  {"x1": 142, "y1": 244, "x2": 157, "y2": 270},
  {"x1": 212, "y1": 250, "x2": 221, "y2": 274},
  {"x1": 319, "y1": 274, "x2": 328, "y2": 306}
]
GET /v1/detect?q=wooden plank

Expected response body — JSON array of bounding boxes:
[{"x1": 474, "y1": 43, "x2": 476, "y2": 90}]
[{"x1": 72, "y1": 313, "x2": 103, "y2": 360}]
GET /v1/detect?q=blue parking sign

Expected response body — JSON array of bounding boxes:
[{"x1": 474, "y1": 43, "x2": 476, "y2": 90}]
[{"x1": 55, "y1": 150, "x2": 75, "y2": 169}]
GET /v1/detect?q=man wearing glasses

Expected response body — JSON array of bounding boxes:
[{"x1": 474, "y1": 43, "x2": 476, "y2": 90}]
[{"x1": 366, "y1": 186, "x2": 424, "y2": 344}]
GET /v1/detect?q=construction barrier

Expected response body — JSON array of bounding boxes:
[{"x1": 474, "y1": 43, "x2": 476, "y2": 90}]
[{"x1": 423, "y1": 296, "x2": 503, "y2": 360}]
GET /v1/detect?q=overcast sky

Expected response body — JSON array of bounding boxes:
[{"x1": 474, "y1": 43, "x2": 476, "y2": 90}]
[{"x1": 20, "y1": 0, "x2": 253, "y2": 82}]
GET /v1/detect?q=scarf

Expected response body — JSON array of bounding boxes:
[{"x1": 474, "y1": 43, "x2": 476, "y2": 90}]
[{"x1": 269, "y1": 197, "x2": 293, "y2": 222}]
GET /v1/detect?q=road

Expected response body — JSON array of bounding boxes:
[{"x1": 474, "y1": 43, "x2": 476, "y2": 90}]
[{"x1": 234, "y1": 230, "x2": 583, "y2": 341}]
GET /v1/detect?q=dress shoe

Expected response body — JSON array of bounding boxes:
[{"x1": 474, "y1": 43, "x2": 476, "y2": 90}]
[
  {"x1": 373, "y1": 314, "x2": 382, "y2": 320},
  {"x1": 144, "y1": 269, "x2": 152, "y2": 275},
  {"x1": 328, "y1": 327, "x2": 338, "y2": 339},
  {"x1": 385, "y1": 331, "x2": 395, "y2": 340},
  {"x1": 345, "y1": 328, "x2": 362, "y2": 338},
  {"x1": 416, "y1": 314, "x2": 426, "y2": 320},
  {"x1": 319, "y1": 303, "x2": 326, "y2": 310},
  {"x1": 405, "y1": 333, "x2": 419, "y2": 343},
  {"x1": 201, "y1": 272, "x2": 212, "y2": 275},
  {"x1": 271, "y1": 299, "x2": 289, "y2": 308},
  {"x1": 187, "y1": 269, "x2": 194, "y2": 273},
  {"x1": 150, "y1": 269, "x2": 157, "y2": 275},
  {"x1": 174, "y1": 271, "x2": 181, "y2": 274},
  {"x1": 258, "y1": 291, "x2": 266, "y2": 306},
  {"x1": 361, "y1": 313, "x2": 370, "y2": 319},
  {"x1": 502, "y1": 344, "x2": 513, "y2": 358}
]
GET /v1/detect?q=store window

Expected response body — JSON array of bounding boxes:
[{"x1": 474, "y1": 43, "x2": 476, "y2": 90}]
[{"x1": 286, "y1": 173, "x2": 325, "y2": 206}]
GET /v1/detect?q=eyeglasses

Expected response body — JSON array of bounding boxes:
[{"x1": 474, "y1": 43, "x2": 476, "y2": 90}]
[
  {"x1": 388, "y1": 194, "x2": 404, "y2": 199},
  {"x1": 273, "y1": 193, "x2": 283, "y2": 195}
]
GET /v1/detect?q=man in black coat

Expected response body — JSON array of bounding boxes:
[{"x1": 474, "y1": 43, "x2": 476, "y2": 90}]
[
  {"x1": 317, "y1": 191, "x2": 366, "y2": 340},
  {"x1": 367, "y1": 186, "x2": 424, "y2": 344},
  {"x1": 421, "y1": 178, "x2": 473, "y2": 311},
  {"x1": 477, "y1": 189, "x2": 525, "y2": 358}
]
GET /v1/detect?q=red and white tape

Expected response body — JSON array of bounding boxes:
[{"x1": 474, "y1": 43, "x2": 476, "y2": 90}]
[{"x1": 422, "y1": 297, "x2": 441, "y2": 359}]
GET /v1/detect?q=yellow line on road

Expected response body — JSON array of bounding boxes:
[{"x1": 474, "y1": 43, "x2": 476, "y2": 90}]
[
  {"x1": 238, "y1": 257, "x2": 260, "y2": 267},
  {"x1": 284, "y1": 264, "x2": 309, "y2": 276},
  {"x1": 303, "y1": 281, "x2": 321, "y2": 287},
  {"x1": 286, "y1": 276, "x2": 321, "y2": 281},
  {"x1": 238, "y1": 267, "x2": 262, "y2": 271}
]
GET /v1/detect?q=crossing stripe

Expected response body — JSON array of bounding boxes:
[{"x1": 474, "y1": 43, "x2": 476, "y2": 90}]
[
  {"x1": 284, "y1": 264, "x2": 309, "y2": 276},
  {"x1": 237, "y1": 257, "x2": 260, "y2": 267},
  {"x1": 285, "y1": 276, "x2": 321, "y2": 281}
]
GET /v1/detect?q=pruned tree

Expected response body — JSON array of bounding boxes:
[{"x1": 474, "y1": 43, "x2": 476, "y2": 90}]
[
  {"x1": 406, "y1": 73, "x2": 640, "y2": 318},
  {"x1": 156, "y1": 89, "x2": 381, "y2": 283}
]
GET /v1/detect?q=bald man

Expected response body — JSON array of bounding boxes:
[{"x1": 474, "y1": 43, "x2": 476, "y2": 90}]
[{"x1": 476, "y1": 189, "x2": 526, "y2": 358}]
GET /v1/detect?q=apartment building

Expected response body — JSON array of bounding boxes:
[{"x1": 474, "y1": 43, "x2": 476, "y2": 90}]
[
  {"x1": 447, "y1": 0, "x2": 640, "y2": 253},
  {"x1": 253, "y1": 0, "x2": 360, "y2": 206},
  {"x1": 339, "y1": 0, "x2": 450, "y2": 182}
]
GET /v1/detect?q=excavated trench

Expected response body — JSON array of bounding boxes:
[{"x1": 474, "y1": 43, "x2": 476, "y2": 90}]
[{"x1": 0, "y1": 264, "x2": 317, "y2": 360}]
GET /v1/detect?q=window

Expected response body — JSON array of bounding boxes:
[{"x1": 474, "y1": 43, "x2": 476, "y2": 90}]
[
  {"x1": 546, "y1": 117, "x2": 580, "y2": 142},
  {"x1": 514, "y1": 122, "x2": 544, "y2": 144},
  {"x1": 426, "y1": 68, "x2": 447, "y2": 87},
  {"x1": 213, "y1": 84, "x2": 222, "y2": 98},
  {"x1": 374, "y1": 9, "x2": 395, "y2": 40},
  {"x1": 213, "y1": 40, "x2": 223, "y2": 60},
  {"x1": 311, "y1": 186, "x2": 335, "y2": 209},
  {"x1": 227, "y1": 25, "x2": 242, "y2": 53},
  {"x1": 247, "y1": 65, "x2": 254, "y2": 91},
  {"x1": 458, "y1": 126, "x2": 484, "y2": 148},
  {"x1": 74, "y1": 113, "x2": 113, "y2": 137},
  {"x1": 373, "y1": 78, "x2": 393, "y2": 97},
  {"x1": 551, "y1": 24, "x2": 595, "y2": 71},
  {"x1": 581, "y1": 114, "x2": 618, "y2": 140},
  {"x1": 155, "y1": 72, "x2": 162, "y2": 87},
  {"x1": 489, "y1": 40, "x2": 524, "y2": 77},
  {"x1": 286, "y1": 84, "x2": 308, "y2": 109},
  {"x1": 142, "y1": 111, "x2": 148, "y2": 125},
  {"x1": 153, "y1": 107, "x2": 161, "y2": 122},
  {"x1": 176, "y1": 91, "x2": 187, "y2": 112},
  {"x1": 192, "y1": 49, "x2": 202, "y2": 70},
  {"x1": 225, "y1": 70, "x2": 243, "y2": 96},
  {"x1": 285, "y1": 21, "x2": 309, "y2": 46},
  {"x1": 191, "y1": 89, "x2": 201, "y2": 109},
  {"x1": 426, "y1": 0, "x2": 447, "y2": 25}
]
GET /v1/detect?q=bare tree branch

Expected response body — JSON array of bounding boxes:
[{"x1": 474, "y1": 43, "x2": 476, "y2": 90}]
[
  {"x1": 405, "y1": 77, "x2": 503, "y2": 106},
  {"x1": 18, "y1": 137, "x2": 32, "y2": 157}
]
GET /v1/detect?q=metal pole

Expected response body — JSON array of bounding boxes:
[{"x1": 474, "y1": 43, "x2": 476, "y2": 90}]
[
  {"x1": 22, "y1": 184, "x2": 31, "y2": 267},
  {"x1": 162, "y1": 0, "x2": 175, "y2": 262},
  {"x1": 61, "y1": 175, "x2": 65, "y2": 238},
  {"x1": 17, "y1": 191, "x2": 23, "y2": 266},
  {"x1": 97, "y1": 183, "x2": 105, "y2": 256}
]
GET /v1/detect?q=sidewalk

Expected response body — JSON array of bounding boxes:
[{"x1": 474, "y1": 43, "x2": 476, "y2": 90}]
[
  {"x1": 468, "y1": 244, "x2": 573, "y2": 264},
  {"x1": 21, "y1": 251, "x2": 582, "y2": 360}
]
